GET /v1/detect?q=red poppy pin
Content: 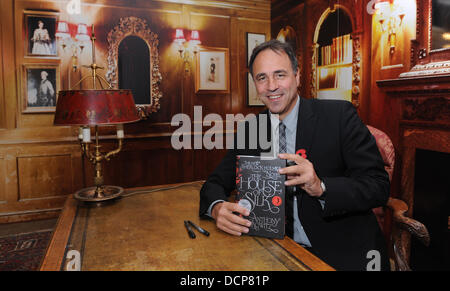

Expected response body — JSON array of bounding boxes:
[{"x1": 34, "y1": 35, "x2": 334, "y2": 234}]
[{"x1": 296, "y1": 149, "x2": 307, "y2": 159}]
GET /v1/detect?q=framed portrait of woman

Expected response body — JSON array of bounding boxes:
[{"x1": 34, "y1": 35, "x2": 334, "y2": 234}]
[
  {"x1": 22, "y1": 64, "x2": 60, "y2": 113},
  {"x1": 24, "y1": 11, "x2": 58, "y2": 57},
  {"x1": 195, "y1": 46, "x2": 230, "y2": 93}
]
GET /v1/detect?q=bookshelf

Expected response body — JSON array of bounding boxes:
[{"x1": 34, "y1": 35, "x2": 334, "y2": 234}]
[{"x1": 315, "y1": 8, "x2": 353, "y2": 102}]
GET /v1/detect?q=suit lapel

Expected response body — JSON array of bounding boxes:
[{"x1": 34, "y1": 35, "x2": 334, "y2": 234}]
[
  {"x1": 295, "y1": 98, "x2": 323, "y2": 248},
  {"x1": 295, "y1": 97, "x2": 318, "y2": 156}
]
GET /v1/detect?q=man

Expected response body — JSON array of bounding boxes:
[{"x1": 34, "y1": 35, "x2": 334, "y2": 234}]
[
  {"x1": 199, "y1": 40, "x2": 390, "y2": 271},
  {"x1": 38, "y1": 70, "x2": 55, "y2": 106}
]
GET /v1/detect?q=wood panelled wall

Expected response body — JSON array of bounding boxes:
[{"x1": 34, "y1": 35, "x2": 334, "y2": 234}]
[{"x1": 0, "y1": 0, "x2": 270, "y2": 222}]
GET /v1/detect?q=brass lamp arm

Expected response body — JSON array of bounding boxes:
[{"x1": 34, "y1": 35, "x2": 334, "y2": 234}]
[
  {"x1": 104, "y1": 138, "x2": 123, "y2": 161},
  {"x1": 79, "y1": 138, "x2": 123, "y2": 163}
]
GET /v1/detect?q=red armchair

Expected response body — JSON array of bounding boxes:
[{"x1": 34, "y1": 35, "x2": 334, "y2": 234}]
[{"x1": 367, "y1": 125, "x2": 430, "y2": 271}]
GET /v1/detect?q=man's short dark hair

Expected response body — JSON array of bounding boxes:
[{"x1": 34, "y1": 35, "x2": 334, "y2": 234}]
[{"x1": 248, "y1": 39, "x2": 298, "y2": 77}]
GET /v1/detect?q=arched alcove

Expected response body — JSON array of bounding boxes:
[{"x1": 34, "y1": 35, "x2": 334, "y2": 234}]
[
  {"x1": 311, "y1": 6, "x2": 360, "y2": 107},
  {"x1": 118, "y1": 35, "x2": 150, "y2": 105},
  {"x1": 106, "y1": 17, "x2": 162, "y2": 119}
]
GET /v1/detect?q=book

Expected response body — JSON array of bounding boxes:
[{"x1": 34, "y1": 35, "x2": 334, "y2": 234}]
[{"x1": 235, "y1": 155, "x2": 286, "y2": 239}]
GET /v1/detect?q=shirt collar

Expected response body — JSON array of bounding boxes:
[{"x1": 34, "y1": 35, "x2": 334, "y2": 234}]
[{"x1": 269, "y1": 96, "x2": 300, "y2": 133}]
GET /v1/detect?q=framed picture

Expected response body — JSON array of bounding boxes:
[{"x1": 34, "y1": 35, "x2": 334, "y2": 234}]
[
  {"x1": 247, "y1": 72, "x2": 264, "y2": 106},
  {"x1": 24, "y1": 10, "x2": 58, "y2": 57},
  {"x1": 195, "y1": 46, "x2": 230, "y2": 93},
  {"x1": 246, "y1": 32, "x2": 266, "y2": 67},
  {"x1": 22, "y1": 64, "x2": 60, "y2": 113}
]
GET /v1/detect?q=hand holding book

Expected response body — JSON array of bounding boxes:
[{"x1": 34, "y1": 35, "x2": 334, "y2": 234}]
[
  {"x1": 211, "y1": 201, "x2": 252, "y2": 236},
  {"x1": 278, "y1": 153, "x2": 324, "y2": 198}
]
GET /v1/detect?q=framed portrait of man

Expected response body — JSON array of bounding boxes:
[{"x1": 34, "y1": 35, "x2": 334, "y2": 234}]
[
  {"x1": 22, "y1": 64, "x2": 60, "y2": 113},
  {"x1": 24, "y1": 11, "x2": 58, "y2": 57},
  {"x1": 195, "y1": 46, "x2": 230, "y2": 93}
]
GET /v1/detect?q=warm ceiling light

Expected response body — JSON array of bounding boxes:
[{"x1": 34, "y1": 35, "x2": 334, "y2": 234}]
[{"x1": 443, "y1": 33, "x2": 450, "y2": 41}]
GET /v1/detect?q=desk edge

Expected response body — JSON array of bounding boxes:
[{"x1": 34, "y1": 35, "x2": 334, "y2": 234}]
[
  {"x1": 40, "y1": 195, "x2": 77, "y2": 271},
  {"x1": 273, "y1": 238, "x2": 335, "y2": 271}
]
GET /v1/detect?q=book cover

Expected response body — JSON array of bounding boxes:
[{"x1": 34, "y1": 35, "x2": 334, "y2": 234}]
[{"x1": 235, "y1": 155, "x2": 286, "y2": 239}]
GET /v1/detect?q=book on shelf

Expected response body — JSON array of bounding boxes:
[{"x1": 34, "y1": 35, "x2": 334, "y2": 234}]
[
  {"x1": 235, "y1": 155, "x2": 286, "y2": 239},
  {"x1": 320, "y1": 33, "x2": 353, "y2": 66},
  {"x1": 334, "y1": 66, "x2": 352, "y2": 90}
]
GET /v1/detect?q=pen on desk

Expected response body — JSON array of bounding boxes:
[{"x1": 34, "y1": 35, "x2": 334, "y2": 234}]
[
  {"x1": 184, "y1": 220, "x2": 196, "y2": 239},
  {"x1": 187, "y1": 220, "x2": 210, "y2": 237}
]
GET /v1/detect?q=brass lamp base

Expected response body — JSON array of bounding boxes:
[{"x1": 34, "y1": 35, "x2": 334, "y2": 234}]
[{"x1": 74, "y1": 185, "x2": 124, "y2": 202}]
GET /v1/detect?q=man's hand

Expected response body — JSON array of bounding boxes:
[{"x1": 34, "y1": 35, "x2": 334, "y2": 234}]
[
  {"x1": 278, "y1": 153, "x2": 324, "y2": 197},
  {"x1": 211, "y1": 201, "x2": 252, "y2": 236}
]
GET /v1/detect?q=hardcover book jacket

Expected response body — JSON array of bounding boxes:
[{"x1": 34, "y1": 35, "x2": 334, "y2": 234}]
[{"x1": 235, "y1": 155, "x2": 286, "y2": 239}]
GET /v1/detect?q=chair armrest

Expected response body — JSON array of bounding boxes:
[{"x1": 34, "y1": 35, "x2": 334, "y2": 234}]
[{"x1": 386, "y1": 197, "x2": 430, "y2": 246}]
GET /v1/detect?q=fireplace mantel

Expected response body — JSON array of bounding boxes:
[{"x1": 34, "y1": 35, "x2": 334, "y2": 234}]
[
  {"x1": 376, "y1": 75, "x2": 450, "y2": 95},
  {"x1": 376, "y1": 70, "x2": 450, "y2": 128},
  {"x1": 376, "y1": 68, "x2": 450, "y2": 268},
  {"x1": 376, "y1": 61, "x2": 450, "y2": 96}
]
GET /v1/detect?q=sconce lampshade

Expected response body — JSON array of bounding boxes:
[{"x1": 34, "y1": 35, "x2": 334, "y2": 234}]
[
  {"x1": 54, "y1": 89, "x2": 140, "y2": 126},
  {"x1": 75, "y1": 23, "x2": 91, "y2": 42},
  {"x1": 174, "y1": 28, "x2": 186, "y2": 44},
  {"x1": 189, "y1": 30, "x2": 201, "y2": 46},
  {"x1": 55, "y1": 21, "x2": 71, "y2": 39}
]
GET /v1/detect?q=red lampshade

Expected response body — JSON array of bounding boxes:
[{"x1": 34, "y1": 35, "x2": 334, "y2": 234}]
[
  {"x1": 55, "y1": 21, "x2": 71, "y2": 39},
  {"x1": 53, "y1": 90, "x2": 140, "y2": 126},
  {"x1": 174, "y1": 28, "x2": 186, "y2": 44},
  {"x1": 189, "y1": 30, "x2": 201, "y2": 45},
  {"x1": 75, "y1": 23, "x2": 90, "y2": 42}
]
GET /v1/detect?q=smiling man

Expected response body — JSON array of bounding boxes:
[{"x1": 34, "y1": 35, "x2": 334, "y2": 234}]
[
  {"x1": 199, "y1": 40, "x2": 390, "y2": 271},
  {"x1": 251, "y1": 48, "x2": 299, "y2": 120}
]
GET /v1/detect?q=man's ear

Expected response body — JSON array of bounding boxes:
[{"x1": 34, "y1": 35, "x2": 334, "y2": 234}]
[{"x1": 295, "y1": 67, "x2": 300, "y2": 86}]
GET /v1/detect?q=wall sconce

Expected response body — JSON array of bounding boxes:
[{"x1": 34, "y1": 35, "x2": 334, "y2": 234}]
[
  {"x1": 56, "y1": 21, "x2": 90, "y2": 71},
  {"x1": 174, "y1": 28, "x2": 201, "y2": 72},
  {"x1": 375, "y1": 0, "x2": 406, "y2": 55}
]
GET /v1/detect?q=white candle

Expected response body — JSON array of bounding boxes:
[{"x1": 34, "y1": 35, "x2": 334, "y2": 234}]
[
  {"x1": 82, "y1": 127, "x2": 91, "y2": 143},
  {"x1": 78, "y1": 127, "x2": 83, "y2": 140},
  {"x1": 116, "y1": 124, "x2": 124, "y2": 139}
]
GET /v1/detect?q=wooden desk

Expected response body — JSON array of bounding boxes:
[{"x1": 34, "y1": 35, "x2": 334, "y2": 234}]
[{"x1": 40, "y1": 182, "x2": 334, "y2": 271}]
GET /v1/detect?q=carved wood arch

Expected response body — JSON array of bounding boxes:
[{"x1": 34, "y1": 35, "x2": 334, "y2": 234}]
[
  {"x1": 106, "y1": 16, "x2": 162, "y2": 119},
  {"x1": 310, "y1": 4, "x2": 361, "y2": 108}
]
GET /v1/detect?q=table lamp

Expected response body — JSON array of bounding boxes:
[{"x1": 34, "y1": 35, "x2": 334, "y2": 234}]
[{"x1": 54, "y1": 25, "x2": 140, "y2": 202}]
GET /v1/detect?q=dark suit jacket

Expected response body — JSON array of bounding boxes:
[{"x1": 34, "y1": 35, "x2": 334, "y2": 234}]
[{"x1": 199, "y1": 97, "x2": 390, "y2": 271}]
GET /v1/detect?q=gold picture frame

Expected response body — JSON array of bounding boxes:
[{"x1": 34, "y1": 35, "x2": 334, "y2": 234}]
[
  {"x1": 105, "y1": 16, "x2": 163, "y2": 119},
  {"x1": 22, "y1": 63, "x2": 60, "y2": 113},
  {"x1": 24, "y1": 10, "x2": 59, "y2": 57},
  {"x1": 195, "y1": 46, "x2": 230, "y2": 93}
]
